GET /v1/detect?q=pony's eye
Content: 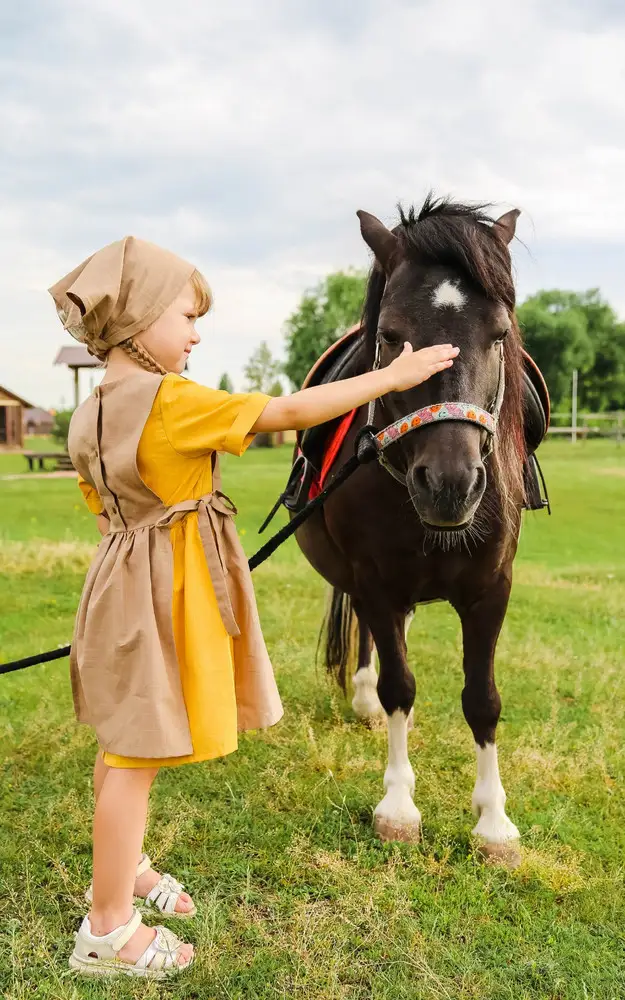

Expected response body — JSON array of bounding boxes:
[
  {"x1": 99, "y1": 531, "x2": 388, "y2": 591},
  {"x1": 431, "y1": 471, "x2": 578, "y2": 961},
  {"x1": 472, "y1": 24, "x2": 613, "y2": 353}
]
[
  {"x1": 494, "y1": 328, "x2": 510, "y2": 345},
  {"x1": 379, "y1": 329, "x2": 401, "y2": 346}
]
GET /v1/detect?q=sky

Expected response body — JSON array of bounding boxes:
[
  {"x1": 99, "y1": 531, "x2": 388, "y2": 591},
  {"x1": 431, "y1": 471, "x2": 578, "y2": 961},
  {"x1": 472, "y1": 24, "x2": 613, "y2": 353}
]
[{"x1": 1, "y1": 0, "x2": 624, "y2": 408}]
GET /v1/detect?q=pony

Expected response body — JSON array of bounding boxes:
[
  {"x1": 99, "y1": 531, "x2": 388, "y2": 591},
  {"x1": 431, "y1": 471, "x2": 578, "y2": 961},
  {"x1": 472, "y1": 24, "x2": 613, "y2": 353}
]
[{"x1": 295, "y1": 196, "x2": 527, "y2": 864}]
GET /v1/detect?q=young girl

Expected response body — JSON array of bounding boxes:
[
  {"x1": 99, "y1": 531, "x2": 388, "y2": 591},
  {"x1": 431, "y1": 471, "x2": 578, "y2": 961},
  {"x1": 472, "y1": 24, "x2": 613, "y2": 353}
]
[{"x1": 49, "y1": 235, "x2": 458, "y2": 979}]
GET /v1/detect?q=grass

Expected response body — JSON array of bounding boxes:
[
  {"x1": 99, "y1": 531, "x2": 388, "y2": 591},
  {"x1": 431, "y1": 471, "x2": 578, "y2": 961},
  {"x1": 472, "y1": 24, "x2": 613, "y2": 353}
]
[{"x1": 0, "y1": 438, "x2": 624, "y2": 999}]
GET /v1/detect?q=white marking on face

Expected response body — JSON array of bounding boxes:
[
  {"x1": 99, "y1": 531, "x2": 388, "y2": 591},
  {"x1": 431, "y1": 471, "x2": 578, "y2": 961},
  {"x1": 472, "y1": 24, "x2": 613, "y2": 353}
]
[
  {"x1": 471, "y1": 742, "x2": 520, "y2": 843},
  {"x1": 432, "y1": 279, "x2": 466, "y2": 311}
]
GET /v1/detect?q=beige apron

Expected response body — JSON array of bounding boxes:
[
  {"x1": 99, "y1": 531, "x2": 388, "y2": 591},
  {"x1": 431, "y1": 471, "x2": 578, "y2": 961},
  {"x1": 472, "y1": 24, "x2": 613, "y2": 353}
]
[{"x1": 67, "y1": 372, "x2": 284, "y2": 758}]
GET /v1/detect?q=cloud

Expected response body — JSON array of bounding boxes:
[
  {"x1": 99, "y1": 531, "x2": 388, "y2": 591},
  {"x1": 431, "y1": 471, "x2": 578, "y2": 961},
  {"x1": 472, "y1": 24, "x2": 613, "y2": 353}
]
[{"x1": 0, "y1": 0, "x2": 624, "y2": 406}]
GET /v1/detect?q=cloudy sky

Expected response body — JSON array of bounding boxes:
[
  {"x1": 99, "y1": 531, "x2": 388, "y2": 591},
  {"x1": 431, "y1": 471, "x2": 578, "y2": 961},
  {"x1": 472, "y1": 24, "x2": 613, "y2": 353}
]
[{"x1": 1, "y1": 0, "x2": 624, "y2": 408}]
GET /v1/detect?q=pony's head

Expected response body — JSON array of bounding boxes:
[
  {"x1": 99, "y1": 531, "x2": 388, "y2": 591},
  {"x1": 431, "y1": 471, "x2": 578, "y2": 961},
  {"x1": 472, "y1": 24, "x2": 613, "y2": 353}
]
[{"x1": 358, "y1": 196, "x2": 525, "y2": 537}]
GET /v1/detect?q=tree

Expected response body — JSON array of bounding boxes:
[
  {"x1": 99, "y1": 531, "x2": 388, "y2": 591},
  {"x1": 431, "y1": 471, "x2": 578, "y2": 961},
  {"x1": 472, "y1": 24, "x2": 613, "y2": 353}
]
[
  {"x1": 518, "y1": 289, "x2": 625, "y2": 411},
  {"x1": 218, "y1": 372, "x2": 234, "y2": 393},
  {"x1": 268, "y1": 379, "x2": 283, "y2": 397},
  {"x1": 51, "y1": 409, "x2": 74, "y2": 448},
  {"x1": 571, "y1": 290, "x2": 625, "y2": 411},
  {"x1": 517, "y1": 292, "x2": 593, "y2": 410},
  {"x1": 243, "y1": 342, "x2": 283, "y2": 395},
  {"x1": 283, "y1": 270, "x2": 367, "y2": 390}
]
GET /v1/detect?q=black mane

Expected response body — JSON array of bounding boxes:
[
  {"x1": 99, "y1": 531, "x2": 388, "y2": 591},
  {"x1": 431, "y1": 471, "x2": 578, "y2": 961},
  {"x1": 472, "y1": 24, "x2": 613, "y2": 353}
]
[
  {"x1": 397, "y1": 195, "x2": 516, "y2": 309},
  {"x1": 362, "y1": 193, "x2": 518, "y2": 359}
]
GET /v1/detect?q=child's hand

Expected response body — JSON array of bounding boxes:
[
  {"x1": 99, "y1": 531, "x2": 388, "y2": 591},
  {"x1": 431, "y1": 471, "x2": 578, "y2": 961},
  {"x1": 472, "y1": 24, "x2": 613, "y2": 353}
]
[{"x1": 387, "y1": 343, "x2": 460, "y2": 392}]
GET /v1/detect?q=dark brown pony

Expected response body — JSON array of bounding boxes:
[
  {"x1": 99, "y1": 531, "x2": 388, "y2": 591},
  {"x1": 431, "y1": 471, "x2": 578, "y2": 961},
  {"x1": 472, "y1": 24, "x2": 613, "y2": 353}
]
[{"x1": 295, "y1": 196, "x2": 526, "y2": 864}]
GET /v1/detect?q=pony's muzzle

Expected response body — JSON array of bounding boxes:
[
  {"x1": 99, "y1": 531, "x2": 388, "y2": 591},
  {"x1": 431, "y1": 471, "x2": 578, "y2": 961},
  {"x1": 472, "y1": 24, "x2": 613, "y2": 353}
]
[{"x1": 410, "y1": 462, "x2": 486, "y2": 527}]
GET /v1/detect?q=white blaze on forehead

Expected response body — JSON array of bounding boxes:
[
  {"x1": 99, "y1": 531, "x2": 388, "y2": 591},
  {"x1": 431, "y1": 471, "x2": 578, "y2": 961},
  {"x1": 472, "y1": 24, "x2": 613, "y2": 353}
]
[{"x1": 432, "y1": 279, "x2": 466, "y2": 311}]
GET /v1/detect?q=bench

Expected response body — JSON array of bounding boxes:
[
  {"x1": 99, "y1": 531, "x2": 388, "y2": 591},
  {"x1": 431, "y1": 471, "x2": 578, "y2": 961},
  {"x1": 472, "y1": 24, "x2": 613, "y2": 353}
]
[{"x1": 23, "y1": 451, "x2": 74, "y2": 472}]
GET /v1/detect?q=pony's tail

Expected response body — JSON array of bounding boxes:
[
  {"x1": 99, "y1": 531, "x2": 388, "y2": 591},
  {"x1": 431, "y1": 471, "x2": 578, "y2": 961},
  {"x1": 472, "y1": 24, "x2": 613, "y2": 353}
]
[{"x1": 324, "y1": 587, "x2": 356, "y2": 694}]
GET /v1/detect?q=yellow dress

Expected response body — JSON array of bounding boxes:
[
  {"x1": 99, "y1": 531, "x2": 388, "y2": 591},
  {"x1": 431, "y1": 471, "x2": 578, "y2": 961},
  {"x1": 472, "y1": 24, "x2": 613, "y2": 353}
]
[{"x1": 78, "y1": 373, "x2": 271, "y2": 768}]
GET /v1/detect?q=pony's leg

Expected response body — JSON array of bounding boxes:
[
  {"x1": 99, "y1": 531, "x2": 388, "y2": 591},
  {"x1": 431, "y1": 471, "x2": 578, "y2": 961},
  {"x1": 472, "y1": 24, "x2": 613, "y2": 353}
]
[
  {"x1": 459, "y1": 585, "x2": 520, "y2": 867},
  {"x1": 367, "y1": 608, "x2": 421, "y2": 843},
  {"x1": 352, "y1": 613, "x2": 415, "y2": 725},
  {"x1": 351, "y1": 621, "x2": 384, "y2": 721}
]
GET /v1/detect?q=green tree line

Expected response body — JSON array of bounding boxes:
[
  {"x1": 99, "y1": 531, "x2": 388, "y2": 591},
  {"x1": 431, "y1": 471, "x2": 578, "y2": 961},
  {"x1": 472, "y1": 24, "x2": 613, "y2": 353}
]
[{"x1": 282, "y1": 273, "x2": 625, "y2": 412}]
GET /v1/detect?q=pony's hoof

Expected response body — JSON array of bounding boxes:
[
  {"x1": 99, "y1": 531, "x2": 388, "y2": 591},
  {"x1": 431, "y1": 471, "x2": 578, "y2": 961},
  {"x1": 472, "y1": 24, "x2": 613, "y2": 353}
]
[
  {"x1": 475, "y1": 839, "x2": 521, "y2": 869},
  {"x1": 351, "y1": 694, "x2": 385, "y2": 724},
  {"x1": 374, "y1": 815, "x2": 422, "y2": 844}
]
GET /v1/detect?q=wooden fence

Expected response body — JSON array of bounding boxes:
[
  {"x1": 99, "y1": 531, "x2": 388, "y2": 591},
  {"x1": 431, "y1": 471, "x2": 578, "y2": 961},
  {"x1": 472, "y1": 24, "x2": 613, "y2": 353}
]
[{"x1": 547, "y1": 411, "x2": 624, "y2": 443}]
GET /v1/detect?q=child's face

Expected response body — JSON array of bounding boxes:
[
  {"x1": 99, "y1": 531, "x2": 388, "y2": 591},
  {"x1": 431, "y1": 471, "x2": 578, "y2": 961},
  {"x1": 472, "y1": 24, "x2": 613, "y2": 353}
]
[{"x1": 135, "y1": 281, "x2": 201, "y2": 374}]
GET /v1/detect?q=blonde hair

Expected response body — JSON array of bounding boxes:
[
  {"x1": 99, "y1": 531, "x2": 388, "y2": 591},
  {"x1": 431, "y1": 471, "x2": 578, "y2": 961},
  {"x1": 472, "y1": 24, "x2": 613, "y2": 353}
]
[{"x1": 86, "y1": 268, "x2": 212, "y2": 375}]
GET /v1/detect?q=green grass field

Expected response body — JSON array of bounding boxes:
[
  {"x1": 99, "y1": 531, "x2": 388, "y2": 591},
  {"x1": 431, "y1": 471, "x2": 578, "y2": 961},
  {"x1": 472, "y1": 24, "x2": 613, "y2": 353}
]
[{"x1": 0, "y1": 439, "x2": 624, "y2": 999}]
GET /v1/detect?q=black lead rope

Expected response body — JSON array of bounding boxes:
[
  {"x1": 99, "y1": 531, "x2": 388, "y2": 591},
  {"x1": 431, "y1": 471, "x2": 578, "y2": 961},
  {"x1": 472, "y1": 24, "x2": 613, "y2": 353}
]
[
  {"x1": 0, "y1": 644, "x2": 72, "y2": 676},
  {"x1": 0, "y1": 428, "x2": 381, "y2": 677}
]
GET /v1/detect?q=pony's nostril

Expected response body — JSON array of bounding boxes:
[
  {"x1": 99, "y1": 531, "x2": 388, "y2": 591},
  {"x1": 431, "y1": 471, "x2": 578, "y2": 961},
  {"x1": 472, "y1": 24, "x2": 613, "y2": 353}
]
[
  {"x1": 414, "y1": 466, "x2": 430, "y2": 492},
  {"x1": 473, "y1": 465, "x2": 486, "y2": 495}
]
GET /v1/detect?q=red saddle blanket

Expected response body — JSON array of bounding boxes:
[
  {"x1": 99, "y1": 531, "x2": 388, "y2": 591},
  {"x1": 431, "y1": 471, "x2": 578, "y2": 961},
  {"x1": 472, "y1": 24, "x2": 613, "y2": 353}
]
[{"x1": 308, "y1": 408, "x2": 358, "y2": 498}]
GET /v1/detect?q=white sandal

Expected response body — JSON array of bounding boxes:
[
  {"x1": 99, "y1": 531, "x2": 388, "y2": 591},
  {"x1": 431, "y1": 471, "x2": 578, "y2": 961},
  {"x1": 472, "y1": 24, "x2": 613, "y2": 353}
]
[
  {"x1": 69, "y1": 906, "x2": 194, "y2": 979},
  {"x1": 84, "y1": 853, "x2": 197, "y2": 919}
]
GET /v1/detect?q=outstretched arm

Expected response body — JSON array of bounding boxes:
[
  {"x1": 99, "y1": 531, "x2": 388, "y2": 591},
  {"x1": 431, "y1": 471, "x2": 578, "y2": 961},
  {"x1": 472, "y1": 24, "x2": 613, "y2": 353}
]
[{"x1": 252, "y1": 343, "x2": 459, "y2": 433}]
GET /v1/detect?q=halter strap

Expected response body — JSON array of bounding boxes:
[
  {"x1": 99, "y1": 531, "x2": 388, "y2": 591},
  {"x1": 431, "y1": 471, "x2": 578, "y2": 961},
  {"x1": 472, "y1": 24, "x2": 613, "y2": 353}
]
[
  {"x1": 367, "y1": 340, "x2": 505, "y2": 484},
  {"x1": 376, "y1": 401, "x2": 495, "y2": 450}
]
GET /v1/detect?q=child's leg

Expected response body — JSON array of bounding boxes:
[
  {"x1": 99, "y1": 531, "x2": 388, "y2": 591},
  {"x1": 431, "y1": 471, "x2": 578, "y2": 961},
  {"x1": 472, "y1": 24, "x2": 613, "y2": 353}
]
[
  {"x1": 91, "y1": 750, "x2": 194, "y2": 915},
  {"x1": 93, "y1": 750, "x2": 142, "y2": 864},
  {"x1": 89, "y1": 765, "x2": 193, "y2": 966},
  {"x1": 93, "y1": 749, "x2": 109, "y2": 803}
]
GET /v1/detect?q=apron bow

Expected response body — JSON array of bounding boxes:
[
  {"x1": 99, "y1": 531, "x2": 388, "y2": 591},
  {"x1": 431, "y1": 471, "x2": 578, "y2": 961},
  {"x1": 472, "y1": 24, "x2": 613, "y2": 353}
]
[{"x1": 155, "y1": 491, "x2": 241, "y2": 637}]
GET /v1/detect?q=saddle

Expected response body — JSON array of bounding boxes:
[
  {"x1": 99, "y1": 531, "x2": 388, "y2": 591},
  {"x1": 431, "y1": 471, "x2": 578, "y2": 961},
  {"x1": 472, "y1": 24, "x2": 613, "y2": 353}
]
[{"x1": 282, "y1": 325, "x2": 551, "y2": 515}]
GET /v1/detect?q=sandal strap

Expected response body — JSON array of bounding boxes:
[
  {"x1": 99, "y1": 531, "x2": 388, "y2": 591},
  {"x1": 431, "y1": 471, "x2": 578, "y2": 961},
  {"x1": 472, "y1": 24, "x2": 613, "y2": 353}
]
[
  {"x1": 135, "y1": 925, "x2": 187, "y2": 972},
  {"x1": 136, "y1": 853, "x2": 152, "y2": 878},
  {"x1": 110, "y1": 907, "x2": 143, "y2": 953},
  {"x1": 146, "y1": 873, "x2": 186, "y2": 914}
]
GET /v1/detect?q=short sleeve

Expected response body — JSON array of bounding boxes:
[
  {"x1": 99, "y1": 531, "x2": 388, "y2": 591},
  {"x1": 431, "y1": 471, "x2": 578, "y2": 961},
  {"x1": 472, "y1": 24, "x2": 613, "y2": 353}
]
[
  {"x1": 159, "y1": 374, "x2": 272, "y2": 458},
  {"x1": 77, "y1": 475, "x2": 104, "y2": 515}
]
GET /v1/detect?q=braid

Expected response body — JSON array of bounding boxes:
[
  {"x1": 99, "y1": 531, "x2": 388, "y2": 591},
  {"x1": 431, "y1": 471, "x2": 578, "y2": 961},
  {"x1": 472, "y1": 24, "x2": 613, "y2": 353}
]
[{"x1": 118, "y1": 337, "x2": 168, "y2": 375}]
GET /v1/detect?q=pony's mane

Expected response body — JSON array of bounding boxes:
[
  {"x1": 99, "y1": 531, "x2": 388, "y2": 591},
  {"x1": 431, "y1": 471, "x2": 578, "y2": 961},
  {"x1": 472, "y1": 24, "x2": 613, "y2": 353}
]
[{"x1": 362, "y1": 194, "x2": 526, "y2": 526}]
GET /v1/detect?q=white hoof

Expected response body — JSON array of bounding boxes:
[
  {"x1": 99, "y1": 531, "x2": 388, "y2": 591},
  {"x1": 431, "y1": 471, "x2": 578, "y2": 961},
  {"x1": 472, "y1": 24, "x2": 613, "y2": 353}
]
[
  {"x1": 472, "y1": 806, "x2": 521, "y2": 868},
  {"x1": 374, "y1": 791, "x2": 422, "y2": 843},
  {"x1": 472, "y1": 810, "x2": 520, "y2": 844},
  {"x1": 473, "y1": 834, "x2": 521, "y2": 869},
  {"x1": 470, "y1": 742, "x2": 520, "y2": 865}
]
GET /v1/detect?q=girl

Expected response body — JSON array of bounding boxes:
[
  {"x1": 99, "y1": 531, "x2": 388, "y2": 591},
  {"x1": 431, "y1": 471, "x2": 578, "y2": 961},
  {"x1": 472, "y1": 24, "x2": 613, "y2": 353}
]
[{"x1": 49, "y1": 236, "x2": 458, "y2": 979}]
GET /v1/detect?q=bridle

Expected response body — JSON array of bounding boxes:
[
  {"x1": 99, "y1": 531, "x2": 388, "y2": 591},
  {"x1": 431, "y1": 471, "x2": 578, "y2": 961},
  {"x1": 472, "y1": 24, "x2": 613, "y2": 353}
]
[{"x1": 366, "y1": 339, "x2": 506, "y2": 487}]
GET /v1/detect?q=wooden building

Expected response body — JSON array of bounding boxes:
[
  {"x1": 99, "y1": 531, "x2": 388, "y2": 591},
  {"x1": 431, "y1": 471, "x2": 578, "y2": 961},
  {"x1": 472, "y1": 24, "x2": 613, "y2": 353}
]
[
  {"x1": 23, "y1": 406, "x2": 55, "y2": 436},
  {"x1": 0, "y1": 385, "x2": 37, "y2": 449}
]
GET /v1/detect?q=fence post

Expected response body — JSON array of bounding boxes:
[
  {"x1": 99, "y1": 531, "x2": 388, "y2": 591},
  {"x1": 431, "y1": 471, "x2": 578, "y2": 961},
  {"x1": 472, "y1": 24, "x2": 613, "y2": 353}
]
[
  {"x1": 617, "y1": 411, "x2": 623, "y2": 447},
  {"x1": 571, "y1": 369, "x2": 578, "y2": 444}
]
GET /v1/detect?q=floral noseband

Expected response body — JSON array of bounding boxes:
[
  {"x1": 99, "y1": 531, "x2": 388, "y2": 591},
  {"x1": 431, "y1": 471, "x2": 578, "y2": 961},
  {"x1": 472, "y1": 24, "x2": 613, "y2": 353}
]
[{"x1": 376, "y1": 401, "x2": 496, "y2": 450}]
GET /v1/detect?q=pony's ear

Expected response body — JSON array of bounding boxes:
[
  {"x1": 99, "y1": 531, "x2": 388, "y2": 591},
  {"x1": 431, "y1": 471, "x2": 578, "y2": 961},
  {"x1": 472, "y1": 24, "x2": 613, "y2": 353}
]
[
  {"x1": 493, "y1": 209, "x2": 520, "y2": 245},
  {"x1": 357, "y1": 210, "x2": 399, "y2": 273}
]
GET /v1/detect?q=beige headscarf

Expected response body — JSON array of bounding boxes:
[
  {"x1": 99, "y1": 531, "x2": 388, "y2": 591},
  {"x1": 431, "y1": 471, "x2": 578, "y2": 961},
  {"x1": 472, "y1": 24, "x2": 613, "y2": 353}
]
[{"x1": 49, "y1": 236, "x2": 196, "y2": 357}]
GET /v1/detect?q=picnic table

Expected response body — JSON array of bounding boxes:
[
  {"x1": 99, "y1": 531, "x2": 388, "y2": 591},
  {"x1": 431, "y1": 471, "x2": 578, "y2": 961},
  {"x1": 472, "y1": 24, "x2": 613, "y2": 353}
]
[{"x1": 23, "y1": 451, "x2": 74, "y2": 472}]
